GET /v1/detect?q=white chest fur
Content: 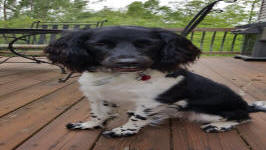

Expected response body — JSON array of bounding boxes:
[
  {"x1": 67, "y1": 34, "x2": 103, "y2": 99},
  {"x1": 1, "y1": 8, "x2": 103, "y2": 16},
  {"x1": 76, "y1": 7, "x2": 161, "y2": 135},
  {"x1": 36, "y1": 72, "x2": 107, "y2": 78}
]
[{"x1": 78, "y1": 70, "x2": 184, "y2": 105}]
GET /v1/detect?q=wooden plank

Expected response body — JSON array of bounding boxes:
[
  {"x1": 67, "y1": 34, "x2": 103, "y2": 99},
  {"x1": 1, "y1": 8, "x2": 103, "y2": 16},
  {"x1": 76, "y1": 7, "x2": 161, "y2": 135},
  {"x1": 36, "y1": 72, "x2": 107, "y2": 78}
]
[
  {"x1": 0, "y1": 70, "x2": 47, "y2": 85},
  {"x1": 172, "y1": 120, "x2": 248, "y2": 150},
  {"x1": 0, "y1": 82, "x2": 83, "y2": 150},
  {"x1": 0, "y1": 68, "x2": 30, "y2": 77},
  {"x1": 200, "y1": 58, "x2": 266, "y2": 100},
  {"x1": 224, "y1": 58, "x2": 266, "y2": 74},
  {"x1": 0, "y1": 63, "x2": 57, "y2": 78},
  {"x1": 0, "y1": 71, "x2": 60, "y2": 97},
  {"x1": 198, "y1": 58, "x2": 266, "y2": 150},
  {"x1": 15, "y1": 99, "x2": 102, "y2": 150},
  {"x1": 0, "y1": 78, "x2": 75, "y2": 117}
]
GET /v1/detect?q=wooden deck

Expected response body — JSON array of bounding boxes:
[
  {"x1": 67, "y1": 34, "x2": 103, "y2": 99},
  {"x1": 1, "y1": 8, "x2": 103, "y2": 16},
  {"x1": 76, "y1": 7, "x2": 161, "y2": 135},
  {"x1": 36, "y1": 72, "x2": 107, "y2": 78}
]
[{"x1": 0, "y1": 57, "x2": 266, "y2": 150}]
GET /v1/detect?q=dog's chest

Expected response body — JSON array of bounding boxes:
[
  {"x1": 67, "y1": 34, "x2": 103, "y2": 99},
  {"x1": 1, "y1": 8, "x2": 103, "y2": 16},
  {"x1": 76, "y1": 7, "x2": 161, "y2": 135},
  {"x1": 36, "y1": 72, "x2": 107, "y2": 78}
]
[{"x1": 78, "y1": 70, "x2": 183, "y2": 103}]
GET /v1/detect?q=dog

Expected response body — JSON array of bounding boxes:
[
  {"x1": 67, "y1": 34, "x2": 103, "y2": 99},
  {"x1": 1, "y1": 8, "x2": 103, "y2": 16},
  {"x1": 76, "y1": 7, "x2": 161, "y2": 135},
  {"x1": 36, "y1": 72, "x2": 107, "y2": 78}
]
[{"x1": 44, "y1": 26, "x2": 266, "y2": 137}]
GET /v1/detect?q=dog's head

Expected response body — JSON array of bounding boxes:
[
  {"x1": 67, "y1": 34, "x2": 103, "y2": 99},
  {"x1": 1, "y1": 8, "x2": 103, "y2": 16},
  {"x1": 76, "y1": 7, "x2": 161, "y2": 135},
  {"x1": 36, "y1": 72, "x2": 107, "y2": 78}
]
[{"x1": 44, "y1": 26, "x2": 201, "y2": 72}]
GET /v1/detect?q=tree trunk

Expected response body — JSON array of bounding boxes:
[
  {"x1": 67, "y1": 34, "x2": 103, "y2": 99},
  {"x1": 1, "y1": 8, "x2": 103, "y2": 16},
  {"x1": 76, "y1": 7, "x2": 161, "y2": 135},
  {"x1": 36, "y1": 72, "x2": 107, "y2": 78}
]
[
  {"x1": 3, "y1": 0, "x2": 7, "y2": 20},
  {"x1": 248, "y1": 0, "x2": 258, "y2": 23},
  {"x1": 30, "y1": 0, "x2": 33, "y2": 12}
]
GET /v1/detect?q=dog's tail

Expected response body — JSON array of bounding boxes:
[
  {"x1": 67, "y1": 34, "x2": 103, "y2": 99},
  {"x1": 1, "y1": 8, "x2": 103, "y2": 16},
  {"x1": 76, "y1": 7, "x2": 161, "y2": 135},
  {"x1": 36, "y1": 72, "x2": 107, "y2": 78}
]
[{"x1": 248, "y1": 101, "x2": 266, "y2": 113}]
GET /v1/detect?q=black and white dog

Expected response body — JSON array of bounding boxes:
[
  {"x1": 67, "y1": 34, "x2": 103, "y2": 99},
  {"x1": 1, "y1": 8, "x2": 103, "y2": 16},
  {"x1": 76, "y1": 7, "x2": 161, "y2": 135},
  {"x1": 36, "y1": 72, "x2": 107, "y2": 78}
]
[{"x1": 45, "y1": 26, "x2": 266, "y2": 137}]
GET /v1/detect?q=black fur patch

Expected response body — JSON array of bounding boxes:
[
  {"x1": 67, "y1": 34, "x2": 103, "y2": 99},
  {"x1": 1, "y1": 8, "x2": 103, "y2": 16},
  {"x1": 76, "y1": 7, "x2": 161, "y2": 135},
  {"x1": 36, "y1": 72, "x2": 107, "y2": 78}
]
[
  {"x1": 156, "y1": 69, "x2": 251, "y2": 121},
  {"x1": 135, "y1": 115, "x2": 147, "y2": 120},
  {"x1": 66, "y1": 123, "x2": 75, "y2": 129},
  {"x1": 112, "y1": 104, "x2": 118, "y2": 107},
  {"x1": 147, "y1": 113, "x2": 159, "y2": 116},
  {"x1": 144, "y1": 108, "x2": 152, "y2": 113},
  {"x1": 127, "y1": 112, "x2": 135, "y2": 117},
  {"x1": 103, "y1": 103, "x2": 109, "y2": 106},
  {"x1": 127, "y1": 129, "x2": 137, "y2": 131}
]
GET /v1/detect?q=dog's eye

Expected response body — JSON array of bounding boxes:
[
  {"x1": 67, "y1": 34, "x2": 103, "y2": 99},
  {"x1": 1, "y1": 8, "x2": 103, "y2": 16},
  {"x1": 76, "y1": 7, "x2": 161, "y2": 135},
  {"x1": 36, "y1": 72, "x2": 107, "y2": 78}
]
[{"x1": 134, "y1": 39, "x2": 153, "y2": 48}]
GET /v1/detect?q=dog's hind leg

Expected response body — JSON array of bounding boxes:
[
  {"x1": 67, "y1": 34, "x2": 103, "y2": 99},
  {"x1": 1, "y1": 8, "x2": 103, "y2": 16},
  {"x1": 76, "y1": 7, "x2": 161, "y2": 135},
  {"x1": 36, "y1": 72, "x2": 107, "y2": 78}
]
[
  {"x1": 200, "y1": 110, "x2": 251, "y2": 133},
  {"x1": 200, "y1": 121, "x2": 241, "y2": 133},
  {"x1": 66, "y1": 100, "x2": 116, "y2": 130}
]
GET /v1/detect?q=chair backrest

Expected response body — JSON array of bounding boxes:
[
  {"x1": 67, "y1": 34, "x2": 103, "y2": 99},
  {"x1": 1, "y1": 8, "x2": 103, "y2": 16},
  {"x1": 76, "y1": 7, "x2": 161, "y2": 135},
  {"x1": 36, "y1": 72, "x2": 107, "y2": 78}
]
[{"x1": 29, "y1": 20, "x2": 107, "y2": 44}]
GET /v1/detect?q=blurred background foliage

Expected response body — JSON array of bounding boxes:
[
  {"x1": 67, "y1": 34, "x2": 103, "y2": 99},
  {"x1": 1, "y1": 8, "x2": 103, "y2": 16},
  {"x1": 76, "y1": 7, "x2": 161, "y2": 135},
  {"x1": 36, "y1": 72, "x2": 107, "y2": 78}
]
[{"x1": 0, "y1": 0, "x2": 262, "y2": 28}]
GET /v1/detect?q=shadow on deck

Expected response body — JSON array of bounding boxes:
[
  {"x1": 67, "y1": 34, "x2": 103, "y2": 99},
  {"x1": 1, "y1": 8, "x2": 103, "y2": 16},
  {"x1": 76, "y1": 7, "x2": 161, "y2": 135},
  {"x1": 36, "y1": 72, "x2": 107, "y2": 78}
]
[{"x1": 0, "y1": 57, "x2": 266, "y2": 150}]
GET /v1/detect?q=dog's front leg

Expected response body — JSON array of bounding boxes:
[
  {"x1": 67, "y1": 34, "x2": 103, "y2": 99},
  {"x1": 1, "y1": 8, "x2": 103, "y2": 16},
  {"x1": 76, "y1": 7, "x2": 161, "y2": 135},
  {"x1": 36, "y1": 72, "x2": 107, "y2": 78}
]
[
  {"x1": 102, "y1": 102, "x2": 165, "y2": 137},
  {"x1": 66, "y1": 99, "x2": 116, "y2": 130}
]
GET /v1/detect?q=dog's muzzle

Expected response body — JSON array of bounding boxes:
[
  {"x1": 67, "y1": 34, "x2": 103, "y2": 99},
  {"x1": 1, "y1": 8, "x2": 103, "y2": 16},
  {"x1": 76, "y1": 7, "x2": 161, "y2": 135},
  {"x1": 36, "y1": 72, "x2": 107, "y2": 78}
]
[{"x1": 101, "y1": 56, "x2": 153, "y2": 72}]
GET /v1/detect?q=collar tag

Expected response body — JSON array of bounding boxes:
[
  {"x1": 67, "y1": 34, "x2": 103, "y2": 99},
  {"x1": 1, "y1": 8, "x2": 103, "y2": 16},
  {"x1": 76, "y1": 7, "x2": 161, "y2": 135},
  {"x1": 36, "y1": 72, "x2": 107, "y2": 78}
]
[{"x1": 137, "y1": 73, "x2": 151, "y2": 81}]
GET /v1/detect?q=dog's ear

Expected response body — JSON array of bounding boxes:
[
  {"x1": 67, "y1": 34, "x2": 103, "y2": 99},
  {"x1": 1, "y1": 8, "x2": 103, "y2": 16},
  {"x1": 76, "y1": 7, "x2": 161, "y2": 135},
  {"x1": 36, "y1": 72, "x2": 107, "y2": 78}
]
[
  {"x1": 44, "y1": 30, "x2": 96, "y2": 72},
  {"x1": 153, "y1": 29, "x2": 201, "y2": 71}
]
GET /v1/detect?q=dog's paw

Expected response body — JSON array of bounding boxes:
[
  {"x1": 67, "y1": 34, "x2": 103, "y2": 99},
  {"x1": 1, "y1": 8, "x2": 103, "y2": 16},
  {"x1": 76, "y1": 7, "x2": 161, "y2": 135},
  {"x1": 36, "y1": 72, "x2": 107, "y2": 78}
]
[
  {"x1": 66, "y1": 122, "x2": 103, "y2": 130},
  {"x1": 200, "y1": 123, "x2": 234, "y2": 133},
  {"x1": 102, "y1": 127, "x2": 138, "y2": 138}
]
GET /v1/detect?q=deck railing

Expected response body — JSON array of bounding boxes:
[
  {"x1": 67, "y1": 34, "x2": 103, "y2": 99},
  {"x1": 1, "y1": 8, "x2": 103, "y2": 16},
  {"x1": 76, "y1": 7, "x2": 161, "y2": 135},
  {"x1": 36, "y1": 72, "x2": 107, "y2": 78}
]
[
  {"x1": 168, "y1": 28, "x2": 242, "y2": 55},
  {"x1": 0, "y1": 27, "x2": 242, "y2": 56}
]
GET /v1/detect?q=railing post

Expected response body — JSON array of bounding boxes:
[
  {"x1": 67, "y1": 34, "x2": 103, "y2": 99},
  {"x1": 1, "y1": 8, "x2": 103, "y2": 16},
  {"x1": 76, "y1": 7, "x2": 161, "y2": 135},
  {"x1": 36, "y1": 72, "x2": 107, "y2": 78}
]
[
  {"x1": 200, "y1": 31, "x2": 206, "y2": 50},
  {"x1": 231, "y1": 34, "x2": 238, "y2": 52},
  {"x1": 210, "y1": 31, "x2": 217, "y2": 52},
  {"x1": 38, "y1": 25, "x2": 48, "y2": 44},
  {"x1": 220, "y1": 32, "x2": 228, "y2": 52},
  {"x1": 241, "y1": 35, "x2": 247, "y2": 55},
  {"x1": 50, "y1": 25, "x2": 58, "y2": 43}
]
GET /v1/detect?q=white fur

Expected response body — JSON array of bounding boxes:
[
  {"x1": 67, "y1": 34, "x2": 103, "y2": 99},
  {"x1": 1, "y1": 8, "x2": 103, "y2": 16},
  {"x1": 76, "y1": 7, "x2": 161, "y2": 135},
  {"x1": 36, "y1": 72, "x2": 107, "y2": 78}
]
[
  {"x1": 78, "y1": 69, "x2": 184, "y2": 106},
  {"x1": 174, "y1": 100, "x2": 188, "y2": 108},
  {"x1": 186, "y1": 112, "x2": 224, "y2": 123},
  {"x1": 201, "y1": 121, "x2": 240, "y2": 132},
  {"x1": 77, "y1": 69, "x2": 185, "y2": 133},
  {"x1": 251, "y1": 101, "x2": 266, "y2": 111}
]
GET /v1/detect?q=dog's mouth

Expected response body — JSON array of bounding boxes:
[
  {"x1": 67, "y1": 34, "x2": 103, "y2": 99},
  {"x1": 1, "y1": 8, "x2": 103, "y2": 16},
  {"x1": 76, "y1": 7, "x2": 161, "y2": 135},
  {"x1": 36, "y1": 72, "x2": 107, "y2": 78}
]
[
  {"x1": 87, "y1": 66, "x2": 146, "y2": 72},
  {"x1": 100, "y1": 57, "x2": 153, "y2": 72},
  {"x1": 111, "y1": 66, "x2": 144, "y2": 72}
]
